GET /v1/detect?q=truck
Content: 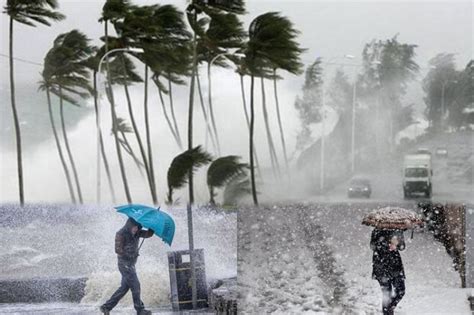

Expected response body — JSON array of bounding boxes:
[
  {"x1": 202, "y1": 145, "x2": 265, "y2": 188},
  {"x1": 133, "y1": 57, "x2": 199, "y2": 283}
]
[{"x1": 403, "y1": 153, "x2": 433, "y2": 198}]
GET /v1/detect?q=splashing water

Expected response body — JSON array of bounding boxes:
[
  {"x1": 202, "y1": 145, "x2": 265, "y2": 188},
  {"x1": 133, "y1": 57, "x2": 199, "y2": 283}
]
[{"x1": 0, "y1": 203, "x2": 236, "y2": 307}]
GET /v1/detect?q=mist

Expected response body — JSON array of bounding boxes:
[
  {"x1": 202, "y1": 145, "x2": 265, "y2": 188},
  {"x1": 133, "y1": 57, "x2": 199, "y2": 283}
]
[{"x1": 0, "y1": 0, "x2": 472, "y2": 205}]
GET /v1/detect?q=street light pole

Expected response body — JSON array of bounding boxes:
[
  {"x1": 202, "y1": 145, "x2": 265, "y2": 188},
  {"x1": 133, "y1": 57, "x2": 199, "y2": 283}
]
[
  {"x1": 96, "y1": 47, "x2": 144, "y2": 203},
  {"x1": 344, "y1": 54, "x2": 357, "y2": 173},
  {"x1": 440, "y1": 79, "x2": 458, "y2": 132},
  {"x1": 207, "y1": 52, "x2": 245, "y2": 155}
]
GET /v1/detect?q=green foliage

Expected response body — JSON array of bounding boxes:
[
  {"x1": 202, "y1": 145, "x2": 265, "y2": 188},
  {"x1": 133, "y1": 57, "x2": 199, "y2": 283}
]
[
  {"x1": 41, "y1": 30, "x2": 94, "y2": 105},
  {"x1": 196, "y1": 11, "x2": 246, "y2": 65},
  {"x1": 294, "y1": 59, "x2": 324, "y2": 151},
  {"x1": 4, "y1": 0, "x2": 65, "y2": 27},
  {"x1": 244, "y1": 12, "x2": 304, "y2": 76},
  {"x1": 223, "y1": 173, "x2": 251, "y2": 206},
  {"x1": 100, "y1": 0, "x2": 130, "y2": 23},
  {"x1": 166, "y1": 146, "x2": 212, "y2": 204},
  {"x1": 327, "y1": 68, "x2": 352, "y2": 114},
  {"x1": 207, "y1": 156, "x2": 248, "y2": 204},
  {"x1": 422, "y1": 53, "x2": 460, "y2": 131},
  {"x1": 207, "y1": 155, "x2": 248, "y2": 187}
]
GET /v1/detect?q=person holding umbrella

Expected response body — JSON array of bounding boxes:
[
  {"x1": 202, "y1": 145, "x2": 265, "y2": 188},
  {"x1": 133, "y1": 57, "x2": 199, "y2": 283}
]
[
  {"x1": 370, "y1": 228, "x2": 406, "y2": 315},
  {"x1": 100, "y1": 204, "x2": 175, "y2": 315},
  {"x1": 362, "y1": 206, "x2": 423, "y2": 315},
  {"x1": 100, "y1": 217, "x2": 154, "y2": 315}
]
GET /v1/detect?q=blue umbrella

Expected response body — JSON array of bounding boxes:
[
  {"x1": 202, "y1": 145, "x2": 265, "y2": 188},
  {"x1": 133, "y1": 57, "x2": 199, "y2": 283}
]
[{"x1": 115, "y1": 204, "x2": 175, "y2": 246}]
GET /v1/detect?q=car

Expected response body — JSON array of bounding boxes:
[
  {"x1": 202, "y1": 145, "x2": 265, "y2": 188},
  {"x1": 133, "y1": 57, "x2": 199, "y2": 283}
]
[
  {"x1": 435, "y1": 147, "x2": 448, "y2": 157},
  {"x1": 348, "y1": 178, "x2": 371, "y2": 198},
  {"x1": 416, "y1": 148, "x2": 432, "y2": 156}
]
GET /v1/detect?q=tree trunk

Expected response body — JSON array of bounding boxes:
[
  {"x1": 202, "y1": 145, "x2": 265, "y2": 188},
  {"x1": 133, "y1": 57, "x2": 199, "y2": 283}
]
[
  {"x1": 250, "y1": 75, "x2": 258, "y2": 205},
  {"x1": 187, "y1": 16, "x2": 198, "y2": 309},
  {"x1": 168, "y1": 76, "x2": 183, "y2": 148},
  {"x1": 196, "y1": 69, "x2": 218, "y2": 154},
  {"x1": 207, "y1": 62, "x2": 221, "y2": 155},
  {"x1": 157, "y1": 82, "x2": 181, "y2": 149},
  {"x1": 240, "y1": 74, "x2": 262, "y2": 179},
  {"x1": 121, "y1": 61, "x2": 156, "y2": 204},
  {"x1": 260, "y1": 77, "x2": 280, "y2": 177},
  {"x1": 144, "y1": 66, "x2": 158, "y2": 206},
  {"x1": 105, "y1": 21, "x2": 132, "y2": 203},
  {"x1": 273, "y1": 70, "x2": 289, "y2": 174},
  {"x1": 9, "y1": 17, "x2": 24, "y2": 206},
  {"x1": 59, "y1": 87, "x2": 83, "y2": 204},
  {"x1": 119, "y1": 130, "x2": 145, "y2": 177},
  {"x1": 93, "y1": 71, "x2": 116, "y2": 203},
  {"x1": 209, "y1": 185, "x2": 215, "y2": 205},
  {"x1": 46, "y1": 89, "x2": 76, "y2": 204}
]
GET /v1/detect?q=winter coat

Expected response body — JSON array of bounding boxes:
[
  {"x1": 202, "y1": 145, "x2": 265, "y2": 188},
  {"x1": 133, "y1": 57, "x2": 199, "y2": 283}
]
[
  {"x1": 370, "y1": 229, "x2": 406, "y2": 280},
  {"x1": 115, "y1": 218, "x2": 154, "y2": 265}
]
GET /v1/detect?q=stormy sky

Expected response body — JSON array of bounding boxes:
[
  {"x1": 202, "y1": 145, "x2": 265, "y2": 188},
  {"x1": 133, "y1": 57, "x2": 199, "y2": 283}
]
[{"x1": 1, "y1": 0, "x2": 472, "y2": 85}]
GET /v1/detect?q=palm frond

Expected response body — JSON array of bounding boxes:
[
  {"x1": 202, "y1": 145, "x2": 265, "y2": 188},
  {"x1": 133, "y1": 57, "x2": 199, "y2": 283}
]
[
  {"x1": 223, "y1": 173, "x2": 251, "y2": 206},
  {"x1": 5, "y1": 0, "x2": 65, "y2": 27},
  {"x1": 207, "y1": 155, "x2": 248, "y2": 188},
  {"x1": 166, "y1": 146, "x2": 212, "y2": 204}
]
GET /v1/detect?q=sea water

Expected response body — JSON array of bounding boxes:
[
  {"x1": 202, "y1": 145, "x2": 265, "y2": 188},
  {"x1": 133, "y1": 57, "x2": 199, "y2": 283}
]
[{"x1": 0, "y1": 203, "x2": 236, "y2": 311}]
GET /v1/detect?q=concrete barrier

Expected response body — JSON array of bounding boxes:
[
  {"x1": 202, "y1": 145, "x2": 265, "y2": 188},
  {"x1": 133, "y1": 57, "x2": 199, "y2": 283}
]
[{"x1": 0, "y1": 277, "x2": 87, "y2": 303}]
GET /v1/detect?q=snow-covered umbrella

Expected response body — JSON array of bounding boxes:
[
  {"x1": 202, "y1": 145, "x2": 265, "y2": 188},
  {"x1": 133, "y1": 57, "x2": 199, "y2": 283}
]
[{"x1": 362, "y1": 206, "x2": 424, "y2": 230}]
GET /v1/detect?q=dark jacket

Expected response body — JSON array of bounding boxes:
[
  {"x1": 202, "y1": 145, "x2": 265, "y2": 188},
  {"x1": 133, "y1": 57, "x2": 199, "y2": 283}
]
[
  {"x1": 370, "y1": 229, "x2": 406, "y2": 280},
  {"x1": 115, "y1": 218, "x2": 154, "y2": 264}
]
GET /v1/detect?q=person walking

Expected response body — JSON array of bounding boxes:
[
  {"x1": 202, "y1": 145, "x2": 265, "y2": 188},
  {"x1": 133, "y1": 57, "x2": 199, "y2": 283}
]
[
  {"x1": 370, "y1": 228, "x2": 406, "y2": 315},
  {"x1": 100, "y1": 218, "x2": 154, "y2": 315}
]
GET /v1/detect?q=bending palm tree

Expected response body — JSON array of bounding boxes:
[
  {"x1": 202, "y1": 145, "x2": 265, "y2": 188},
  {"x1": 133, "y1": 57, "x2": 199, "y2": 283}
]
[
  {"x1": 85, "y1": 50, "x2": 117, "y2": 203},
  {"x1": 4, "y1": 0, "x2": 65, "y2": 205},
  {"x1": 260, "y1": 76, "x2": 280, "y2": 177},
  {"x1": 101, "y1": 0, "x2": 133, "y2": 203},
  {"x1": 40, "y1": 84, "x2": 76, "y2": 204},
  {"x1": 166, "y1": 146, "x2": 212, "y2": 205},
  {"x1": 186, "y1": 1, "x2": 244, "y2": 308},
  {"x1": 243, "y1": 12, "x2": 304, "y2": 205},
  {"x1": 198, "y1": 11, "x2": 246, "y2": 155},
  {"x1": 207, "y1": 155, "x2": 248, "y2": 205},
  {"x1": 43, "y1": 30, "x2": 94, "y2": 204}
]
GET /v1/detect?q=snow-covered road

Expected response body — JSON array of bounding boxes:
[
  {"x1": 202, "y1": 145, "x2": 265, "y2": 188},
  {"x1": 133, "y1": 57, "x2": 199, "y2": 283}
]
[{"x1": 238, "y1": 202, "x2": 471, "y2": 314}]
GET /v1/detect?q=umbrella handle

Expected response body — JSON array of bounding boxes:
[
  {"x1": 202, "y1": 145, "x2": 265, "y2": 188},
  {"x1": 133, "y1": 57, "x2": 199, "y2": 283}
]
[{"x1": 138, "y1": 238, "x2": 146, "y2": 252}]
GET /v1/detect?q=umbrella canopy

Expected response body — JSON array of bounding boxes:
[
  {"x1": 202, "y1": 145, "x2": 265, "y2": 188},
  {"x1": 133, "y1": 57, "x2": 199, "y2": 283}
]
[
  {"x1": 115, "y1": 204, "x2": 175, "y2": 246},
  {"x1": 362, "y1": 206, "x2": 424, "y2": 229}
]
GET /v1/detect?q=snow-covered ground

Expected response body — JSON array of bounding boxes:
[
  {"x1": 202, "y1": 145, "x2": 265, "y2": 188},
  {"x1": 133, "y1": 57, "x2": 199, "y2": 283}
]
[{"x1": 238, "y1": 202, "x2": 471, "y2": 314}]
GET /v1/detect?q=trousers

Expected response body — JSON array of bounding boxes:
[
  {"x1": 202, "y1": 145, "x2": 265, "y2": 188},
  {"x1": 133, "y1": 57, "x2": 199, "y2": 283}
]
[
  {"x1": 378, "y1": 276, "x2": 405, "y2": 315},
  {"x1": 102, "y1": 260, "x2": 145, "y2": 312}
]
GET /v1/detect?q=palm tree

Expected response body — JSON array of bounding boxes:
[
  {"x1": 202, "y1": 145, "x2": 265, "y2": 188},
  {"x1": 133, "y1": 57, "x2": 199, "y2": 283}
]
[
  {"x1": 42, "y1": 30, "x2": 94, "y2": 204},
  {"x1": 84, "y1": 49, "x2": 117, "y2": 202},
  {"x1": 196, "y1": 11, "x2": 246, "y2": 155},
  {"x1": 100, "y1": 0, "x2": 133, "y2": 203},
  {"x1": 207, "y1": 155, "x2": 248, "y2": 205},
  {"x1": 39, "y1": 84, "x2": 76, "y2": 204},
  {"x1": 234, "y1": 59, "x2": 262, "y2": 178},
  {"x1": 243, "y1": 12, "x2": 303, "y2": 205},
  {"x1": 186, "y1": 0, "x2": 245, "y2": 205},
  {"x1": 260, "y1": 76, "x2": 280, "y2": 177},
  {"x1": 267, "y1": 17, "x2": 304, "y2": 174},
  {"x1": 4, "y1": 0, "x2": 65, "y2": 205},
  {"x1": 166, "y1": 146, "x2": 212, "y2": 205},
  {"x1": 223, "y1": 173, "x2": 251, "y2": 206},
  {"x1": 186, "y1": 2, "x2": 244, "y2": 308},
  {"x1": 113, "y1": 117, "x2": 146, "y2": 177}
]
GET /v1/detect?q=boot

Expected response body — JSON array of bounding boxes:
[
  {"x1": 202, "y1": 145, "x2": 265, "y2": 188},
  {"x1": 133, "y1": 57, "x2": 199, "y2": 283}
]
[{"x1": 99, "y1": 305, "x2": 110, "y2": 315}]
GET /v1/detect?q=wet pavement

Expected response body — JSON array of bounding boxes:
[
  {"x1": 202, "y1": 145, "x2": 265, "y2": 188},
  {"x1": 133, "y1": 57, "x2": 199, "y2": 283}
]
[{"x1": 0, "y1": 303, "x2": 213, "y2": 314}]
